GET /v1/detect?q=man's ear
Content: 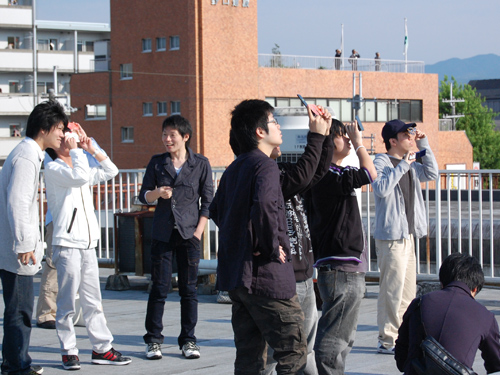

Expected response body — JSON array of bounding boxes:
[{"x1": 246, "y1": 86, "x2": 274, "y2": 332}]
[
  {"x1": 255, "y1": 127, "x2": 266, "y2": 140},
  {"x1": 389, "y1": 137, "x2": 398, "y2": 148}
]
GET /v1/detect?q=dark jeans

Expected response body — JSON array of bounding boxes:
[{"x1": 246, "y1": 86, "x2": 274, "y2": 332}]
[
  {"x1": 0, "y1": 270, "x2": 34, "y2": 375},
  {"x1": 143, "y1": 230, "x2": 200, "y2": 349},
  {"x1": 229, "y1": 287, "x2": 307, "y2": 375},
  {"x1": 314, "y1": 269, "x2": 365, "y2": 375}
]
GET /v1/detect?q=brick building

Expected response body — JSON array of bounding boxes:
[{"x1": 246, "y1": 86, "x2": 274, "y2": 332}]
[{"x1": 69, "y1": 0, "x2": 473, "y2": 170}]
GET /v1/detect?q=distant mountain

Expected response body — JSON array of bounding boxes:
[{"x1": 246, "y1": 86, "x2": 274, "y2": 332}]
[{"x1": 425, "y1": 54, "x2": 500, "y2": 85}]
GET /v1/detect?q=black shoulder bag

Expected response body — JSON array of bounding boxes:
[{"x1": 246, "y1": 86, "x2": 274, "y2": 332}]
[{"x1": 411, "y1": 297, "x2": 477, "y2": 375}]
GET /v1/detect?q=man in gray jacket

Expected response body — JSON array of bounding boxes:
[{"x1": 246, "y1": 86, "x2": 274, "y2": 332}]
[
  {"x1": 371, "y1": 119, "x2": 438, "y2": 354},
  {"x1": 0, "y1": 100, "x2": 66, "y2": 375}
]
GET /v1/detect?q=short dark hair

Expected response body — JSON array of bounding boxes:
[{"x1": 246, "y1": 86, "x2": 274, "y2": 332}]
[
  {"x1": 439, "y1": 253, "x2": 485, "y2": 294},
  {"x1": 229, "y1": 129, "x2": 241, "y2": 156},
  {"x1": 26, "y1": 100, "x2": 68, "y2": 139},
  {"x1": 331, "y1": 119, "x2": 346, "y2": 139},
  {"x1": 45, "y1": 148, "x2": 57, "y2": 161},
  {"x1": 162, "y1": 115, "x2": 193, "y2": 149},
  {"x1": 230, "y1": 99, "x2": 273, "y2": 154},
  {"x1": 384, "y1": 138, "x2": 393, "y2": 151}
]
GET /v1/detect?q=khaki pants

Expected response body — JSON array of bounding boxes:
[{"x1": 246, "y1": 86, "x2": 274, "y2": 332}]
[
  {"x1": 375, "y1": 235, "x2": 416, "y2": 348},
  {"x1": 36, "y1": 222, "x2": 58, "y2": 324}
]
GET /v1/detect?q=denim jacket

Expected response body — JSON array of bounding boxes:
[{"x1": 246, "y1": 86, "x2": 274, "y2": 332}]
[{"x1": 372, "y1": 137, "x2": 438, "y2": 240}]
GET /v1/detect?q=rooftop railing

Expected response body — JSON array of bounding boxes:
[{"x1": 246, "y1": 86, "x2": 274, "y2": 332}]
[
  {"x1": 258, "y1": 54, "x2": 425, "y2": 73},
  {"x1": 37, "y1": 168, "x2": 500, "y2": 283}
]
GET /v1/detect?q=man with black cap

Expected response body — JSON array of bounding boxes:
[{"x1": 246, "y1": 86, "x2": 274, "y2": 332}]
[{"x1": 371, "y1": 119, "x2": 438, "y2": 355}]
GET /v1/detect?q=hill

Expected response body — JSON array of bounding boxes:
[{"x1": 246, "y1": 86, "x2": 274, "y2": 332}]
[{"x1": 425, "y1": 54, "x2": 500, "y2": 84}]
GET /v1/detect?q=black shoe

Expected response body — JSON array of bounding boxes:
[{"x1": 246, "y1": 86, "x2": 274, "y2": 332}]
[
  {"x1": 62, "y1": 355, "x2": 81, "y2": 370},
  {"x1": 91, "y1": 348, "x2": 132, "y2": 366},
  {"x1": 36, "y1": 321, "x2": 56, "y2": 329}
]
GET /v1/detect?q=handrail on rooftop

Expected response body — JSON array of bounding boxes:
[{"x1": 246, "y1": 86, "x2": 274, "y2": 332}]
[{"x1": 258, "y1": 53, "x2": 425, "y2": 73}]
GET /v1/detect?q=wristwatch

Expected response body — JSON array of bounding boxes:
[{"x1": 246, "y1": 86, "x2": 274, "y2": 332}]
[{"x1": 92, "y1": 149, "x2": 100, "y2": 158}]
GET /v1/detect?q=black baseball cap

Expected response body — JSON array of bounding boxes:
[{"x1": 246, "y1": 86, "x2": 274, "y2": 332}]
[{"x1": 382, "y1": 119, "x2": 416, "y2": 142}]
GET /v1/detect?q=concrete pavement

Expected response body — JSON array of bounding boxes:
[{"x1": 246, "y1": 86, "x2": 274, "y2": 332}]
[{"x1": 1, "y1": 268, "x2": 499, "y2": 375}]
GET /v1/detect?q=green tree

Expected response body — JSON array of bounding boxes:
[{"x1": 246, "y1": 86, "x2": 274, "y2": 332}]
[{"x1": 439, "y1": 76, "x2": 500, "y2": 169}]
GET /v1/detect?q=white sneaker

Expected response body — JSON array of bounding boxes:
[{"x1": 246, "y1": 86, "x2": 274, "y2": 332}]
[
  {"x1": 181, "y1": 342, "x2": 200, "y2": 359},
  {"x1": 146, "y1": 343, "x2": 162, "y2": 360}
]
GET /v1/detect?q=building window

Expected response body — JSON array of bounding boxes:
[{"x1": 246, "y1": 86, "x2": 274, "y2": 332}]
[
  {"x1": 156, "y1": 37, "x2": 166, "y2": 51},
  {"x1": 85, "y1": 104, "x2": 107, "y2": 120},
  {"x1": 37, "y1": 81, "x2": 54, "y2": 94},
  {"x1": 242, "y1": 0, "x2": 249, "y2": 7},
  {"x1": 410, "y1": 100, "x2": 423, "y2": 122},
  {"x1": 143, "y1": 102, "x2": 153, "y2": 116},
  {"x1": 10, "y1": 124, "x2": 22, "y2": 137},
  {"x1": 142, "y1": 38, "x2": 152, "y2": 52},
  {"x1": 37, "y1": 39, "x2": 49, "y2": 50},
  {"x1": 157, "y1": 101, "x2": 167, "y2": 116},
  {"x1": 9, "y1": 81, "x2": 20, "y2": 93},
  {"x1": 171, "y1": 101, "x2": 181, "y2": 114},
  {"x1": 49, "y1": 39, "x2": 58, "y2": 51},
  {"x1": 376, "y1": 101, "x2": 388, "y2": 122},
  {"x1": 169, "y1": 36, "x2": 180, "y2": 50},
  {"x1": 77, "y1": 41, "x2": 94, "y2": 52},
  {"x1": 121, "y1": 127, "x2": 134, "y2": 143},
  {"x1": 120, "y1": 63, "x2": 133, "y2": 80},
  {"x1": 7, "y1": 36, "x2": 20, "y2": 49}
]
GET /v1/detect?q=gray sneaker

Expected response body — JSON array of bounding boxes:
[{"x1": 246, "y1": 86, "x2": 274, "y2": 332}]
[
  {"x1": 377, "y1": 342, "x2": 395, "y2": 355},
  {"x1": 146, "y1": 343, "x2": 162, "y2": 360},
  {"x1": 181, "y1": 342, "x2": 200, "y2": 359}
]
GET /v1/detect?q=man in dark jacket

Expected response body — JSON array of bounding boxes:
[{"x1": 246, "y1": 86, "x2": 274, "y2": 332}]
[
  {"x1": 139, "y1": 115, "x2": 213, "y2": 361},
  {"x1": 210, "y1": 99, "x2": 308, "y2": 375},
  {"x1": 395, "y1": 253, "x2": 500, "y2": 375},
  {"x1": 305, "y1": 120, "x2": 377, "y2": 375},
  {"x1": 251, "y1": 107, "x2": 333, "y2": 375}
]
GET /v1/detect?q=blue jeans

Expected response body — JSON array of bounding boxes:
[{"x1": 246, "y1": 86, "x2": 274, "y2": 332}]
[
  {"x1": 143, "y1": 230, "x2": 200, "y2": 349},
  {"x1": 314, "y1": 269, "x2": 365, "y2": 375},
  {"x1": 0, "y1": 270, "x2": 34, "y2": 375},
  {"x1": 262, "y1": 278, "x2": 318, "y2": 375}
]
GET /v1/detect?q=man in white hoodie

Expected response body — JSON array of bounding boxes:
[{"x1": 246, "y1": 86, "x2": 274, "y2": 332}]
[{"x1": 44, "y1": 129, "x2": 131, "y2": 371}]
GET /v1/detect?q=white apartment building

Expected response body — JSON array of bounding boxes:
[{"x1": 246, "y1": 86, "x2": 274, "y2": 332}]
[{"x1": 0, "y1": 0, "x2": 110, "y2": 165}]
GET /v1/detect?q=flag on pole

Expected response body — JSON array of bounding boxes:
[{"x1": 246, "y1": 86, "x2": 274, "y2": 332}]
[
  {"x1": 404, "y1": 18, "x2": 408, "y2": 72},
  {"x1": 341, "y1": 24, "x2": 344, "y2": 69}
]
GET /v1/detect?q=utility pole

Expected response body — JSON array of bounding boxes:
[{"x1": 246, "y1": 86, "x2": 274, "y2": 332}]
[{"x1": 442, "y1": 81, "x2": 465, "y2": 130}]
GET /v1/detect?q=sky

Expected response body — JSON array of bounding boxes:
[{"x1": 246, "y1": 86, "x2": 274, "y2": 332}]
[{"x1": 37, "y1": 0, "x2": 500, "y2": 65}]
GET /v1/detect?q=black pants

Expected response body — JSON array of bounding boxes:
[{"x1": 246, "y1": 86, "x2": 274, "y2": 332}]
[
  {"x1": 144, "y1": 231, "x2": 201, "y2": 349},
  {"x1": 229, "y1": 287, "x2": 307, "y2": 375}
]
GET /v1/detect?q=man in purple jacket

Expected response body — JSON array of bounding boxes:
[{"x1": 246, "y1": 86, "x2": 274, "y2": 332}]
[
  {"x1": 395, "y1": 253, "x2": 500, "y2": 374},
  {"x1": 210, "y1": 99, "x2": 307, "y2": 375}
]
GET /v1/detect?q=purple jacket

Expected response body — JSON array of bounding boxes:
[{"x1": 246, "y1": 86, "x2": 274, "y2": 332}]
[
  {"x1": 395, "y1": 281, "x2": 500, "y2": 374},
  {"x1": 210, "y1": 148, "x2": 295, "y2": 300}
]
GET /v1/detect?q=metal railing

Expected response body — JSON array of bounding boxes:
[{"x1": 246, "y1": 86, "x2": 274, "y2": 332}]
[
  {"x1": 37, "y1": 168, "x2": 500, "y2": 282},
  {"x1": 258, "y1": 54, "x2": 425, "y2": 73},
  {"x1": 362, "y1": 170, "x2": 500, "y2": 283}
]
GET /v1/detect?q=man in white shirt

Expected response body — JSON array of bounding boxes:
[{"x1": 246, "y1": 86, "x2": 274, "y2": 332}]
[{"x1": 0, "y1": 100, "x2": 66, "y2": 375}]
